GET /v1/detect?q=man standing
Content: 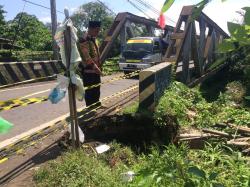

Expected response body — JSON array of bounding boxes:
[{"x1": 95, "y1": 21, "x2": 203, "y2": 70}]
[{"x1": 79, "y1": 21, "x2": 102, "y2": 108}]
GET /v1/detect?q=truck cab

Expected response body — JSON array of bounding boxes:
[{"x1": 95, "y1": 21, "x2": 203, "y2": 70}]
[{"x1": 119, "y1": 37, "x2": 165, "y2": 74}]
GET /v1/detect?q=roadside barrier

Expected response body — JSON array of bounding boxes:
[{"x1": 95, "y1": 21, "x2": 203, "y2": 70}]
[
  {"x1": 139, "y1": 63, "x2": 172, "y2": 111},
  {"x1": 0, "y1": 61, "x2": 65, "y2": 87}
]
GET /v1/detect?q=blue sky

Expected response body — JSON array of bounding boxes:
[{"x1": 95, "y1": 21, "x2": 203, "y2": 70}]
[{"x1": 1, "y1": 0, "x2": 250, "y2": 32}]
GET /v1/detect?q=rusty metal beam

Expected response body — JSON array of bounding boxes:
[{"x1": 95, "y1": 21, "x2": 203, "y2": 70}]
[
  {"x1": 164, "y1": 5, "x2": 229, "y2": 84},
  {"x1": 100, "y1": 12, "x2": 174, "y2": 63}
]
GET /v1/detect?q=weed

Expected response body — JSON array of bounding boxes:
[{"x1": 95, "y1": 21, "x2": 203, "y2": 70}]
[
  {"x1": 102, "y1": 57, "x2": 120, "y2": 75},
  {"x1": 131, "y1": 143, "x2": 250, "y2": 187},
  {"x1": 122, "y1": 102, "x2": 139, "y2": 115},
  {"x1": 34, "y1": 148, "x2": 126, "y2": 187}
]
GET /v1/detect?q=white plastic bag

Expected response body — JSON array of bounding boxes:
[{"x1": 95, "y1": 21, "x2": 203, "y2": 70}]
[{"x1": 68, "y1": 124, "x2": 85, "y2": 143}]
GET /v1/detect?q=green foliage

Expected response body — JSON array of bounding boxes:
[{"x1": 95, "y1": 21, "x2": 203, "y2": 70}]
[
  {"x1": 243, "y1": 7, "x2": 250, "y2": 25},
  {"x1": 34, "y1": 148, "x2": 126, "y2": 187},
  {"x1": 0, "y1": 5, "x2": 6, "y2": 36},
  {"x1": 34, "y1": 142, "x2": 250, "y2": 187},
  {"x1": 102, "y1": 57, "x2": 120, "y2": 75},
  {"x1": 155, "y1": 82, "x2": 204, "y2": 126},
  {"x1": 216, "y1": 6, "x2": 250, "y2": 100},
  {"x1": 161, "y1": 0, "x2": 175, "y2": 13},
  {"x1": 225, "y1": 81, "x2": 246, "y2": 103},
  {"x1": 155, "y1": 81, "x2": 250, "y2": 128},
  {"x1": 217, "y1": 39, "x2": 235, "y2": 53},
  {"x1": 131, "y1": 143, "x2": 250, "y2": 187},
  {"x1": 98, "y1": 142, "x2": 137, "y2": 168},
  {"x1": 218, "y1": 7, "x2": 250, "y2": 54},
  {"x1": 122, "y1": 102, "x2": 139, "y2": 115},
  {"x1": 71, "y1": 2, "x2": 121, "y2": 58},
  {"x1": 0, "y1": 50, "x2": 53, "y2": 62},
  {"x1": 217, "y1": 106, "x2": 250, "y2": 127},
  {"x1": 3, "y1": 12, "x2": 52, "y2": 51},
  {"x1": 71, "y1": 2, "x2": 114, "y2": 40}
]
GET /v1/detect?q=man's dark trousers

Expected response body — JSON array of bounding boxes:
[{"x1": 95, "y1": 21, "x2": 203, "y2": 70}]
[{"x1": 82, "y1": 73, "x2": 101, "y2": 107}]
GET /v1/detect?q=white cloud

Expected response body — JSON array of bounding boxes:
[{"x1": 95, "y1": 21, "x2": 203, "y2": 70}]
[
  {"x1": 202, "y1": 0, "x2": 248, "y2": 33},
  {"x1": 69, "y1": 7, "x2": 77, "y2": 14},
  {"x1": 39, "y1": 16, "x2": 51, "y2": 23}
]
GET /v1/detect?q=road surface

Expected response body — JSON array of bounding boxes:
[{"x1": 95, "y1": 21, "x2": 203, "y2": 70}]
[{"x1": 0, "y1": 74, "x2": 138, "y2": 142}]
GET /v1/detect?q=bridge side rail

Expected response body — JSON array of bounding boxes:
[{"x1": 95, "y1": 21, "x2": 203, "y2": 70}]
[
  {"x1": 0, "y1": 60, "x2": 66, "y2": 87},
  {"x1": 164, "y1": 6, "x2": 229, "y2": 83}
]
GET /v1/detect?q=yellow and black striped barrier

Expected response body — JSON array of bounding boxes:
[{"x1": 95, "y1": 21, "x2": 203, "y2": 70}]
[
  {"x1": 0, "y1": 97, "x2": 48, "y2": 112},
  {"x1": 0, "y1": 84, "x2": 139, "y2": 164},
  {"x1": 0, "y1": 61, "x2": 65, "y2": 87},
  {"x1": 139, "y1": 62, "x2": 172, "y2": 111}
]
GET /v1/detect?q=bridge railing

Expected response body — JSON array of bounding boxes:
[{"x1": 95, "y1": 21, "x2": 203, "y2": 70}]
[
  {"x1": 164, "y1": 6, "x2": 229, "y2": 83},
  {"x1": 0, "y1": 60, "x2": 66, "y2": 88}
]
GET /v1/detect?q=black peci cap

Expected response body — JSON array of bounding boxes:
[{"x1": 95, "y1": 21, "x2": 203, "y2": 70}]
[{"x1": 88, "y1": 21, "x2": 101, "y2": 28}]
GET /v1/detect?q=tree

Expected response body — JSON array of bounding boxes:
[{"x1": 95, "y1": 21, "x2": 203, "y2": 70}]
[
  {"x1": 71, "y1": 2, "x2": 122, "y2": 57},
  {"x1": 4, "y1": 12, "x2": 52, "y2": 51},
  {"x1": 70, "y1": 2, "x2": 114, "y2": 40},
  {"x1": 0, "y1": 5, "x2": 6, "y2": 37}
]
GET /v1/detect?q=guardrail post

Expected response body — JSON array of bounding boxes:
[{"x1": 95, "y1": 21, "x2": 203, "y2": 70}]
[{"x1": 139, "y1": 62, "x2": 172, "y2": 111}]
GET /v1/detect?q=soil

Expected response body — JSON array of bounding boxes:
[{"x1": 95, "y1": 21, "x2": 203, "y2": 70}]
[{"x1": 0, "y1": 129, "x2": 65, "y2": 186}]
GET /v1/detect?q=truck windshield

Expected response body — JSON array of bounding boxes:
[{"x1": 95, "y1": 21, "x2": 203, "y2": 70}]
[{"x1": 125, "y1": 39, "x2": 153, "y2": 52}]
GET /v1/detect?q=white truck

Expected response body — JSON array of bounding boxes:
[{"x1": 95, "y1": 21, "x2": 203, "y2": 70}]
[{"x1": 119, "y1": 37, "x2": 168, "y2": 74}]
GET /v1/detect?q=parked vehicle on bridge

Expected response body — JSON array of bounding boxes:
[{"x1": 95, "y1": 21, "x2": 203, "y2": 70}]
[{"x1": 118, "y1": 37, "x2": 169, "y2": 74}]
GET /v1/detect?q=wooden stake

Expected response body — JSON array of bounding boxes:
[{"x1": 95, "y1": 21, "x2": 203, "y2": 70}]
[{"x1": 64, "y1": 24, "x2": 80, "y2": 148}]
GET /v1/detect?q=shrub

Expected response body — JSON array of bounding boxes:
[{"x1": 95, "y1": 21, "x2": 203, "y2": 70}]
[{"x1": 0, "y1": 50, "x2": 53, "y2": 62}]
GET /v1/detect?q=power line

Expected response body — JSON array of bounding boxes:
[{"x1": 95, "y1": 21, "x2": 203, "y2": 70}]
[
  {"x1": 137, "y1": 0, "x2": 177, "y2": 25},
  {"x1": 96, "y1": 0, "x2": 117, "y2": 16},
  {"x1": 21, "y1": 0, "x2": 64, "y2": 14},
  {"x1": 127, "y1": 0, "x2": 152, "y2": 19},
  {"x1": 134, "y1": 0, "x2": 159, "y2": 15},
  {"x1": 130, "y1": 0, "x2": 177, "y2": 25}
]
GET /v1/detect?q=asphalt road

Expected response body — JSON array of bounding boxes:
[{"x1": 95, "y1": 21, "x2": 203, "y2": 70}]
[{"x1": 0, "y1": 74, "x2": 138, "y2": 142}]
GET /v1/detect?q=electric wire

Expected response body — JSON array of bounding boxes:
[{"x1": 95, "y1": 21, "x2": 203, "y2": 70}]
[
  {"x1": 96, "y1": 0, "x2": 117, "y2": 16},
  {"x1": 127, "y1": 0, "x2": 152, "y2": 19},
  {"x1": 130, "y1": 0, "x2": 177, "y2": 25},
  {"x1": 134, "y1": 0, "x2": 159, "y2": 15},
  {"x1": 137, "y1": 0, "x2": 177, "y2": 25},
  {"x1": 21, "y1": 0, "x2": 64, "y2": 14}
]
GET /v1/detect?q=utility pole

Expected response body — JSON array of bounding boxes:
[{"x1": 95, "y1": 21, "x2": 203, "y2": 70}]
[{"x1": 50, "y1": 0, "x2": 59, "y2": 60}]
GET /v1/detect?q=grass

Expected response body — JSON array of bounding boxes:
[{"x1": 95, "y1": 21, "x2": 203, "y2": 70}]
[
  {"x1": 34, "y1": 142, "x2": 135, "y2": 187},
  {"x1": 154, "y1": 81, "x2": 250, "y2": 128},
  {"x1": 102, "y1": 57, "x2": 121, "y2": 76},
  {"x1": 122, "y1": 102, "x2": 139, "y2": 115},
  {"x1": 34, "y1": 142, "x2": 250, "y2": 187},
  {"x1": 131, "y1": 143, "x2": 250, "y2": 187},
  {"x1": 34, "y1": 66, "x2": 250, "y2": 187}
]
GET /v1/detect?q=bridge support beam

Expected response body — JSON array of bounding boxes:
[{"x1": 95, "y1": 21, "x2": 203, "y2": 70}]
[{"x1": 139, "y1": 62, "x2": 172, "y2": 111}]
